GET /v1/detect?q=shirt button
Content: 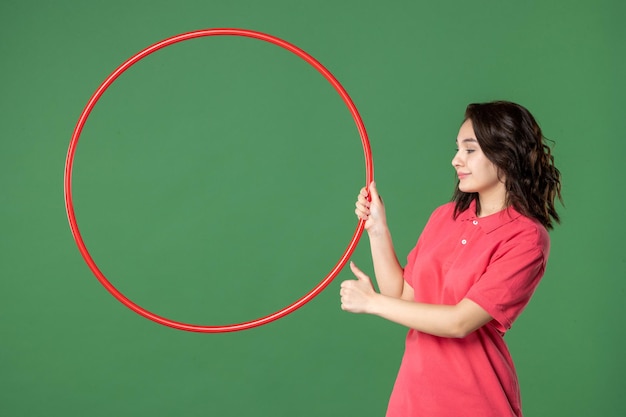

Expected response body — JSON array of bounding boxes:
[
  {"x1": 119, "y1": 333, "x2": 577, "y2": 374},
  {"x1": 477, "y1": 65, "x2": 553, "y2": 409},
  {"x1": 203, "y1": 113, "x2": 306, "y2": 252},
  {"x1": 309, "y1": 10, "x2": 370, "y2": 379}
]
[
  {"x1": 473, "y1": 220, "x2": 478, "y2": 225},
  {"x1": 461, "y1": 239, "x2": 467, "y2": 245}
]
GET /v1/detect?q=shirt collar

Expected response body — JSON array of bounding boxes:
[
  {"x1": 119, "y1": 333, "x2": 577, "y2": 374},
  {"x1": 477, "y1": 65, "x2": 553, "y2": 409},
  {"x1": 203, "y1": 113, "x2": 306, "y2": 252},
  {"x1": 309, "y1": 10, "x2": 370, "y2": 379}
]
[{"x1": 458, "y1": 200, "x2": 522, "y2": 234}]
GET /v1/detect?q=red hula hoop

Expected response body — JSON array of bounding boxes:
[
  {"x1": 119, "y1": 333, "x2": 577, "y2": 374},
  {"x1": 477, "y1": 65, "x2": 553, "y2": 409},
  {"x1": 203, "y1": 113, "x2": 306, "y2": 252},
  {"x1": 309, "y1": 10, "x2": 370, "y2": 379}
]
[{"x1": 64, "y1": 28, "x2": 374, "y2": 333}]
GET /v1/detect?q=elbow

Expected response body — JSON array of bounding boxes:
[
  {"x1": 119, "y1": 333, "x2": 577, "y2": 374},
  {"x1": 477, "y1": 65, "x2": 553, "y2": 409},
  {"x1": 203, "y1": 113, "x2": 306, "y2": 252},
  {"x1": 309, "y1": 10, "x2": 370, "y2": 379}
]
[
  {"x1": 446, "y1": 320, "x2": 478, "y2": 339},
  {"x1": 445, "y1": 299, "x2": 491, "y2": 338},
  {"x1": 448, "y1": 327, "x2": 473, "y2": 339}
]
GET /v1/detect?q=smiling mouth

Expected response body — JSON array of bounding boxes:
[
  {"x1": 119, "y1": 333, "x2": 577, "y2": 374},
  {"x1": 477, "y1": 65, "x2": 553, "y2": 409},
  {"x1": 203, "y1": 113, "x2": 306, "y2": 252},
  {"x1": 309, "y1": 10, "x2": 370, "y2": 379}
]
[{"x1": 457, "y1": 173, "x2": 470, "y2": 179}]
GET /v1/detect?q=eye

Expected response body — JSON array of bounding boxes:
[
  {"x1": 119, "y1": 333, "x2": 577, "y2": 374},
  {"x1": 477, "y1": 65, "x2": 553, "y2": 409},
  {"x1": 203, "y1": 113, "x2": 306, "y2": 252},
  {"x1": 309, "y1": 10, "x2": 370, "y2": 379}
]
[{"x1": 466, "y1": 149, "x2": 475, "y2": 154}]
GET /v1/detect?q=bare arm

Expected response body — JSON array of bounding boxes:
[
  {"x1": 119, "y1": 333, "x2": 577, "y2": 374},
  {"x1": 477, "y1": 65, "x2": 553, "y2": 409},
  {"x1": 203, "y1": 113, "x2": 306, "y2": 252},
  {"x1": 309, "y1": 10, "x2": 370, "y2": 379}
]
[
  {"x1": 355, "y1": 182, "x2": 412, "y2": 300},
  {"x1": 340, "y1": 263, "x2": 493, "y2": 338}
]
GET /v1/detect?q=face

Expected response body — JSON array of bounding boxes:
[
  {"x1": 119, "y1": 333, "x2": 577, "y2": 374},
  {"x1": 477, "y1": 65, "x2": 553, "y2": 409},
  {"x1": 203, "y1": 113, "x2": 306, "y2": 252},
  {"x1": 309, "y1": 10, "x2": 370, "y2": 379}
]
[{"x1": 452, "y1": 119, "x2": 506, "y2": 205}]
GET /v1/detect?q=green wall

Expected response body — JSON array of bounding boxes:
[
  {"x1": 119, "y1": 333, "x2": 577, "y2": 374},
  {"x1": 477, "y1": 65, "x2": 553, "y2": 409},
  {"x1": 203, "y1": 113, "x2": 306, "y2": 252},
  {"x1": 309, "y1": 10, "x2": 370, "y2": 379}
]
[{"x1": 2, "y1": 1, "x2": 623, "y2": 416}]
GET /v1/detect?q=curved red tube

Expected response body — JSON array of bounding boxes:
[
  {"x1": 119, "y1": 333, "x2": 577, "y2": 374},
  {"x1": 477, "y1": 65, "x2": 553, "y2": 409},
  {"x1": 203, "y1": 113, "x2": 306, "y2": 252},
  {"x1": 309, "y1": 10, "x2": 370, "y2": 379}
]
[{"x1": 64, "y1": 28, "x2": 374, "y2": 332}]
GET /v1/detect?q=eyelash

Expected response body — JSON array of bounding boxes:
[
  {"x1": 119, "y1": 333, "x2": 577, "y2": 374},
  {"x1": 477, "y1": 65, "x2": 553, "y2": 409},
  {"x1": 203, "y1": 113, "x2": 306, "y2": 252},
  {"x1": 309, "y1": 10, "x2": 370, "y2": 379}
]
[{"x1": 455, "y1": 148, "x2": 475, "y2": 154}]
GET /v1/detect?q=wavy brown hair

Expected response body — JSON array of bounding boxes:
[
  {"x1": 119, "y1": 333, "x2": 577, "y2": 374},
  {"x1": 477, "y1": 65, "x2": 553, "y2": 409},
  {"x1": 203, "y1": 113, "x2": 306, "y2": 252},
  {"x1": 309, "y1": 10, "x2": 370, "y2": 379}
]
[{"x1": 452, "y1": 101, "x2": 562, "y2": 229}]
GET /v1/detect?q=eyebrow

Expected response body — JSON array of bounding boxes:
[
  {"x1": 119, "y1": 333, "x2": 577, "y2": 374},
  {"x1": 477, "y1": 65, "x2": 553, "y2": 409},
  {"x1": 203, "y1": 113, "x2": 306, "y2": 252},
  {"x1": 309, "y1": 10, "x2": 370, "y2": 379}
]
[{"x1": 456, "y1": 138, "x2": 478, "y2": 144}]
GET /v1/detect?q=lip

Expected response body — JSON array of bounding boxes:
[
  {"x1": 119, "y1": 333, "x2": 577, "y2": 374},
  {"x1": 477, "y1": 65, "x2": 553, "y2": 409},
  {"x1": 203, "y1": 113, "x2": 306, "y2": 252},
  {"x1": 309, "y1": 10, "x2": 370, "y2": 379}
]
[{"x1": 457, "y1": 172, "x2": 470, "y2": 180}]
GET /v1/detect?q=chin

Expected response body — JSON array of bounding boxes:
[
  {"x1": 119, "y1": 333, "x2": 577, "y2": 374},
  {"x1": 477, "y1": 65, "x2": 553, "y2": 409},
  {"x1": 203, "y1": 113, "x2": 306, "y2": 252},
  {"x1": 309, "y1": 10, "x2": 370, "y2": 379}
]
[{"x1": 458, "y1": 185, "x2": 476, "y2": 193}]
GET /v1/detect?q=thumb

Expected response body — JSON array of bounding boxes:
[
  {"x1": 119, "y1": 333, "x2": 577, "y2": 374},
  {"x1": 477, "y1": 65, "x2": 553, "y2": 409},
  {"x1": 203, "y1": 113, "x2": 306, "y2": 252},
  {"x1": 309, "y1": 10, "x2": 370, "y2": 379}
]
[
  {"x1": 368, "y1": 181, "x2": 382, "y2": 203},
  {"x1": 350, "y1": 261, "x2": 370, "y2": 282}
]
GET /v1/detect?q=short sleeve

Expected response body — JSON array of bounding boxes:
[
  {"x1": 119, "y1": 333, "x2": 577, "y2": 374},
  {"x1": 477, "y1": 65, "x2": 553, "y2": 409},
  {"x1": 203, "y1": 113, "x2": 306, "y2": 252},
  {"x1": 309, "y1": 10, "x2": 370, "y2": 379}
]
[
  {"x1": 403, "y1": 203, "x2": 454, "y2": 289},
  {"x1": 465, "y1": 231, "x2": 549, "y2": 333},
  {"x1": 403, "y1": 244, "x2": 420, "y2": 287}
]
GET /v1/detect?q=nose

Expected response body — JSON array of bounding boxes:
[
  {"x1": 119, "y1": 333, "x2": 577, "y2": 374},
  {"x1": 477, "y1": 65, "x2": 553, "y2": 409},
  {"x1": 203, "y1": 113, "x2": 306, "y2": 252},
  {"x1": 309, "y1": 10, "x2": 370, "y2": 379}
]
[{"x1": 451, "y1": 150, "x2": 463, "y2": 168}]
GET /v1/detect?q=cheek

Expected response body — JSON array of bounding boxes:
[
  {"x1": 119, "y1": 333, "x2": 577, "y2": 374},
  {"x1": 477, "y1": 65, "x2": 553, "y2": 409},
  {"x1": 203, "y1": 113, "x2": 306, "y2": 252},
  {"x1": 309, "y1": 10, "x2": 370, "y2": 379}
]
[
  {"x1": 488, "y1": 162, "x2": 501, "y2": 179},
  {"x1": 477, "y1": 156, "x2": 498, "y2": 177},
  {"x1": 486, "y1": 165, "x2": 503, "y2": 184}
]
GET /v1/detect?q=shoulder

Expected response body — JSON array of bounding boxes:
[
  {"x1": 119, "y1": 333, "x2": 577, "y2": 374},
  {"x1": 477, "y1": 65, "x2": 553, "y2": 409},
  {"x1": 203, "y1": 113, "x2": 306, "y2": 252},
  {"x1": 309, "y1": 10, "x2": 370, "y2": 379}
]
[
  {"x1": 418, "y1": 202, "x2": 458, "y2": 236},
  {"x1": 428, "y1": 202, "x2": 456, "y2": 221},
  {"x1": 515, "y1": 214, "x2": 550, "y2": 247},
  {"x1": 494, "y1": 211, "x2": 551, "y2": 257}
]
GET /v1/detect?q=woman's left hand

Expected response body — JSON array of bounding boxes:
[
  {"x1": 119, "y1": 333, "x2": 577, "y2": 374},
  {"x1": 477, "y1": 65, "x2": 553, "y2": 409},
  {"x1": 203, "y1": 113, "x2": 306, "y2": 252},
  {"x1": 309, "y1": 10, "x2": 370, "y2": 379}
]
[{"x1": 340, "y1": 262, "x2": 378, "y2": 314}]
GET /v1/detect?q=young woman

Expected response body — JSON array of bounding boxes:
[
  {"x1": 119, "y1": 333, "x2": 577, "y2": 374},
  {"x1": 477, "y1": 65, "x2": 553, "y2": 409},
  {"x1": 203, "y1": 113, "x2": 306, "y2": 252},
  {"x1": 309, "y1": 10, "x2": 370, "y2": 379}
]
[{"x1": 340, "y1": 101, "x2": 562, "y2": 416}]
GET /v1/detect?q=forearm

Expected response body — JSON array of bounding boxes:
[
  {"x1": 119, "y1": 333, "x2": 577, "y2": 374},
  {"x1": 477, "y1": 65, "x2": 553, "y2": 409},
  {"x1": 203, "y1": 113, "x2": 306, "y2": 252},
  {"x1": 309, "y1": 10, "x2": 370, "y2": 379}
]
[
  {"x1": 368, "y1": 227, "x2": 404, "y2": 298},
  {"x1": 368, "y1": 295, "x2": 492, "y2": 338}
]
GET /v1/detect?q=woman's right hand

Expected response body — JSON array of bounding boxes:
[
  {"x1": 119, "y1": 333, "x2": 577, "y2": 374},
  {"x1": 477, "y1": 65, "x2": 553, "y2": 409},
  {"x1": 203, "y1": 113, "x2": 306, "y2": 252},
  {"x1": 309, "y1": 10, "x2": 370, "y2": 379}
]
[{"x1": 355, "y1": 181, "x2": 387, "y2": 236}]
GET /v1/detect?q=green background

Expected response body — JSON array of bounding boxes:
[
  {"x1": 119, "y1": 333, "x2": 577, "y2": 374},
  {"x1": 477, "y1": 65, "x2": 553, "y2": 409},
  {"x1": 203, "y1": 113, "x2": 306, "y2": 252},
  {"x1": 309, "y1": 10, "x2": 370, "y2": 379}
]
[{"x1": 1, "y1": 1, "x2": 623, "y2": 416}]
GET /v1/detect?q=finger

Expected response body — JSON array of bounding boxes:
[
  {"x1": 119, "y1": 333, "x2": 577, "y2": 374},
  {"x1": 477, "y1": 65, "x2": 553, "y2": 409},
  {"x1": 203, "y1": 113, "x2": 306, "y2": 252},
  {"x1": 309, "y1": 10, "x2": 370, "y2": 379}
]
[
  {"x1": 357, "y1": 193, "x2": 370, "y2": 208},
  {"x1": 355, "y1": 197, "x2": 371, "y2": 217},
  {"x1": 340, "y1": 280, "x2": 354, "y2": 289},
  {"x1": 355, "y1": 208, "x2": 369, "y2": 220},
  {"x1": 355, "y1": 204, "x2": 370, "y2": 218},
  {"x1": 355, "y1": 196, "x2": 370, "y2": 210}
]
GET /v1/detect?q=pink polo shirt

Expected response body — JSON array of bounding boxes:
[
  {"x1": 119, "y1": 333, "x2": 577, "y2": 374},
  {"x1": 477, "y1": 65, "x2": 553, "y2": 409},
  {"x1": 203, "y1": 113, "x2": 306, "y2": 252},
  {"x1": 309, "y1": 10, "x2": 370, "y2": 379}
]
[{"x1": 386, "y1": 201, "x2": 549, "y2": 417}]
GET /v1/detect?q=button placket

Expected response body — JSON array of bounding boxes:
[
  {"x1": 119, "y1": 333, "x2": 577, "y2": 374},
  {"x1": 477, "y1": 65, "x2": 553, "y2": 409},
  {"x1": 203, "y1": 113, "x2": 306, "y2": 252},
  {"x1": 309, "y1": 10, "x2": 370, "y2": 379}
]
[{"x1": 461, "y1": 220, "x2": 478, "y2": 245}]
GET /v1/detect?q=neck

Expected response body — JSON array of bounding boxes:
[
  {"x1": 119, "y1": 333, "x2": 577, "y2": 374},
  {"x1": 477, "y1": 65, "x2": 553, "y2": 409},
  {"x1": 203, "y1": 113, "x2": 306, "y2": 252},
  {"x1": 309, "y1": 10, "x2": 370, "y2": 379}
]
[
  {"x1": 477, "y1": 202, "x2": 506, "y2": 217},
  {"x1": 477, "y1": 190, "x2": 507, "y2": 217}
]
